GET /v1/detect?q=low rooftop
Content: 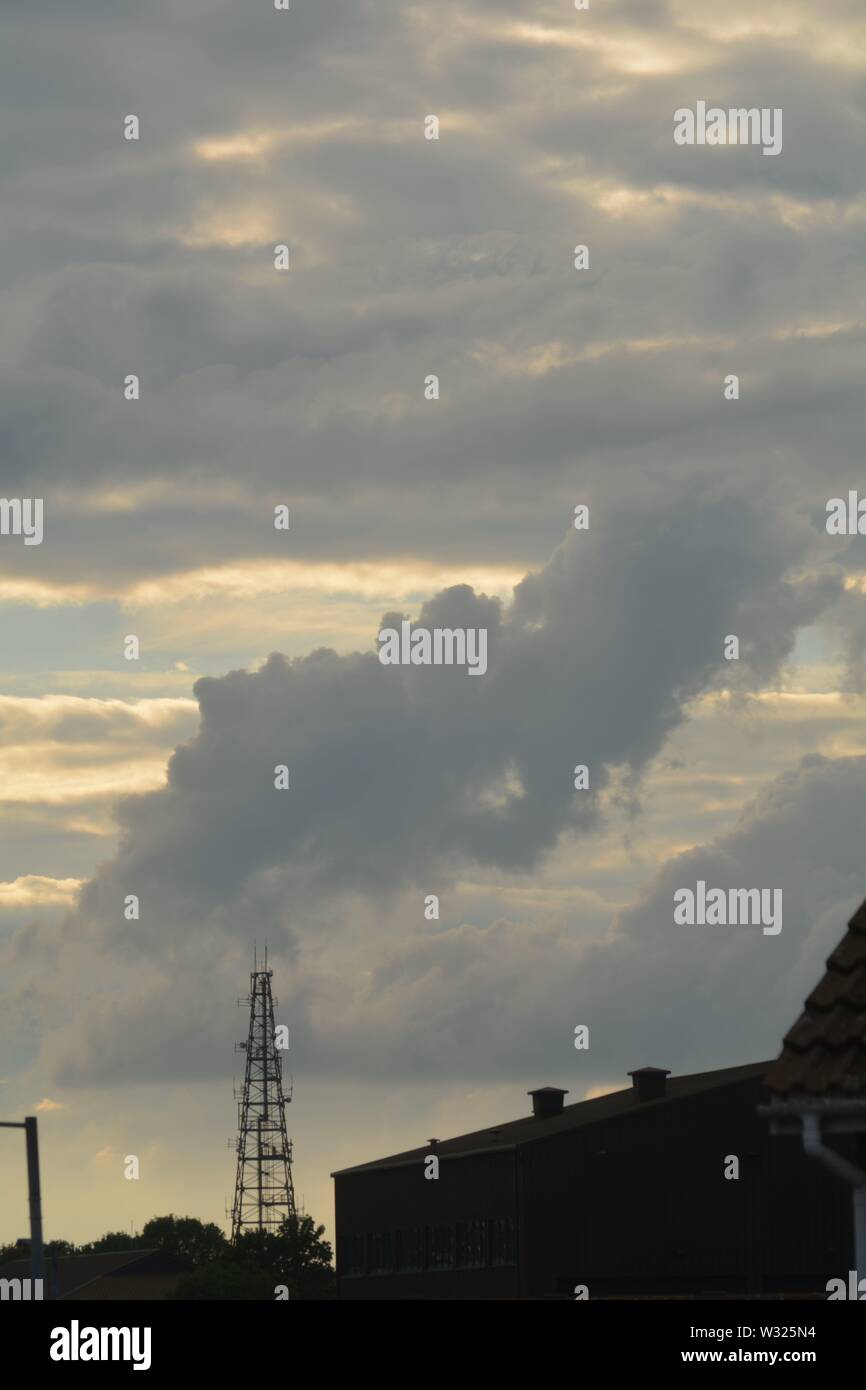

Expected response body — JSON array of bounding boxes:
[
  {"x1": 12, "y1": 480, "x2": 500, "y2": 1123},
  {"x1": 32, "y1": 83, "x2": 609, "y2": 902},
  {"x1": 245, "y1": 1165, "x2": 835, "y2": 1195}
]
[
  {"x1": 332, "y1": 1060, "x2": 771, "y2": 1176},
  {"x1": 0, "y1": 1248, "x2": 182, "y2": 1300}
]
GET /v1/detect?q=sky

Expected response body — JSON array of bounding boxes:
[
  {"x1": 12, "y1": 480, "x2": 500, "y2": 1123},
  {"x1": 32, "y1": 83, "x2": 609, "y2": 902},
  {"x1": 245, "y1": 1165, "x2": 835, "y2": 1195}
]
[{"x1": 1, "y1": 0, "x2": 866, "y2": 1248}]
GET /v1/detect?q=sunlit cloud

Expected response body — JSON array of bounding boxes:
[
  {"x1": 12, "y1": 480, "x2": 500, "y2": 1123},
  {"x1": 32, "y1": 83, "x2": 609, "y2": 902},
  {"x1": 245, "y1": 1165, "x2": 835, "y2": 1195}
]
[
  {"x1": 177, "y1": 201, "x2": 280, "y2": 249},
  {"x1": 125, "y1": 559, "x2": 522, "y2": 609},
  {"x1": 0, "y1": 697, "x2": 198, "y2": 811},
  {"x1": 672, "y1": 0, "x2": 866, "y2": 68},
  {"x1": 193, "y1": 130, "x2": 281, "y2": 164},
  {"x1": 0, "y1": 876, "x2": 82, "y2": 909},
  {"x1": 52, "y1": 480, "x2": 251, "y2": 517},
  {"x1": 0, "y1": 560, "x2": 522, "y2": 614},
  {"x1": 503, "y1": 21, "x2": 710, "y2": 77},
  {"x1": 0, "y1": 695, "x2": 196, "y2": 738},
  {"x1": 92, "y1": 1147, "x2": 122, "y2": 1166},
  {"x1": 0, "y1": 752, "x2": 177, "y2": 806},
  {"x1": 0, "y1": 578, "x2": 93, "y2": 608}
]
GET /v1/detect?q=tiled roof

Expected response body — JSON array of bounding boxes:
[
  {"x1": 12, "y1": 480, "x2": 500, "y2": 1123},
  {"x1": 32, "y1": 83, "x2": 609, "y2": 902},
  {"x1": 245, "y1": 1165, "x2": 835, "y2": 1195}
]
[
  {"x1": 765, "y1": 898, "x2": 866, "y2": 1100},
  {"x1": 332, "y1": 1060, "x2": 772, "y2": 1176}
]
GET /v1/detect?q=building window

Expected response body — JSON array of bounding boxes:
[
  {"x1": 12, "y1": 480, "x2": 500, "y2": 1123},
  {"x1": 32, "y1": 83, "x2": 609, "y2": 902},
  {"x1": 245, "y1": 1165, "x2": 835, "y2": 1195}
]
[
  {"x1": 343, "y1": 1219, "x2": 513, "y2": 1277},
  {"x1": 428, "y1": 1224, "x2": 456, "y2": 1270},
  {"x1": 342, "y1": 1232, "x2": 367, "y2": 1277},
  {"x1": 370, "y1": 1230, "x2": 394, "y2": 1275},
  {"x1": 456, "y1": 1219, "x2": 487, "y2": 1268},
  {"x1": 397, "y1": 1227, "x2": 424, "y2": 1273},
  {"x1": 490, "y1": 1217, "x2": 515, "y2": 1266}
]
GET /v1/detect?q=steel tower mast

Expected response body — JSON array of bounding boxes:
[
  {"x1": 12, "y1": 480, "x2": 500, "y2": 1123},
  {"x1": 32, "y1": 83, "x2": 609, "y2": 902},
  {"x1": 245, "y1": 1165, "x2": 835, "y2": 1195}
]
[{"x1": 230, "y1": 949, "x2": 296, "y2": 1239}]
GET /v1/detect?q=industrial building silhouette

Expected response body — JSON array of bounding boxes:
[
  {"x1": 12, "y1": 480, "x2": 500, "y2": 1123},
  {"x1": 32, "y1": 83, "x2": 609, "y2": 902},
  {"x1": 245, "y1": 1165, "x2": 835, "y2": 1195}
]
[
  {"x1": 332, "y1": 1061, "x2": 855, "y2": 1299},
  {"x1": 333, "y1": 899, "x2": 866, "y2": 1299}
]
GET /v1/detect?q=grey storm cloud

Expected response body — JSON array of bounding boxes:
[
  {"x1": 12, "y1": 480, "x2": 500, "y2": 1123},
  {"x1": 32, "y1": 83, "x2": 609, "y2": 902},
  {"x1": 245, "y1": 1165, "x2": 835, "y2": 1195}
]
[
  {"x1": 27, "y1": 487, "x2": 837, "y2": 1086},
  {"x1": 559, "y1": 751, "x2": 866, "y2": 1079},
  {"x1": 46, "y1": 748, "x2": 866, "y2": 1090},
  {"x1": 75, "y1": 493, "x2": 833, "y2": 921}
]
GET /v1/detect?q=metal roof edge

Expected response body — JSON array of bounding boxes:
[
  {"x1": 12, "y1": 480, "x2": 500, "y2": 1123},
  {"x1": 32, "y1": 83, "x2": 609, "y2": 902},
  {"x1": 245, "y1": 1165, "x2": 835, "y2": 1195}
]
[{"x1": 332, "y1": 1061, "x2": 774, "y2": 1177}]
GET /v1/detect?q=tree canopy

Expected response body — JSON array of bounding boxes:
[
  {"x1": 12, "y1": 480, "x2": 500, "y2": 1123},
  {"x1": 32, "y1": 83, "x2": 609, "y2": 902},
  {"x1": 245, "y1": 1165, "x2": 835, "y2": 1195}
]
[{"x1": 2, "y1": 1211, "x2": 335, "y2": 1300}]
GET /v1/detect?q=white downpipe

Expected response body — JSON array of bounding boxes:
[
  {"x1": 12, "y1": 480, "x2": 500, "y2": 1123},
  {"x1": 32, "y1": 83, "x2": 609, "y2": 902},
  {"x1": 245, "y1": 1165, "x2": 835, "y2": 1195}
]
[
  {"x1": 855, "y1": 1187, "x2": 866, "y2": 1288},
  {"x1": 802, "y1": 1112, "x2": 866, "y2": 1281}
]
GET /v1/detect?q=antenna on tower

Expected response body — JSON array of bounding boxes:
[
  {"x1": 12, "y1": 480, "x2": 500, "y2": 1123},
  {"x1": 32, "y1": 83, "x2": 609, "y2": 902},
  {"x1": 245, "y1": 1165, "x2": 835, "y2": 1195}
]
[{"x1": 230, "y1": 951, "x2": 296, "y2": 1241}]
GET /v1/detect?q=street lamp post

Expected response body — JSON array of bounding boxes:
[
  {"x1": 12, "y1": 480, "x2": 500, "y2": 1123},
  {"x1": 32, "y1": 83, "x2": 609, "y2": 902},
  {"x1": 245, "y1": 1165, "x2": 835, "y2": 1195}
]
[{"x1": 0, "y1": 1116, "x2": 45, "y2": 1292}]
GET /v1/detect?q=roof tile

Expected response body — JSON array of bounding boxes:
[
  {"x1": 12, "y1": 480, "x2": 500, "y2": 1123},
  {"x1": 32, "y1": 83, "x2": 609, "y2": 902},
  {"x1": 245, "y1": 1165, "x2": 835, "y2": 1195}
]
[{"x1": 765, "y1": 897, "x2": 866, "y2": 1100}]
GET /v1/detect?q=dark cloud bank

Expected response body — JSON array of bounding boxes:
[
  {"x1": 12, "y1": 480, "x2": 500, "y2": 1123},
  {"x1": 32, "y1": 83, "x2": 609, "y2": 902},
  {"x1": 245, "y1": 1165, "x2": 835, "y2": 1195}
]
[{"x1": 17, "y1": 489, "x2": 846, "y2": 1088}]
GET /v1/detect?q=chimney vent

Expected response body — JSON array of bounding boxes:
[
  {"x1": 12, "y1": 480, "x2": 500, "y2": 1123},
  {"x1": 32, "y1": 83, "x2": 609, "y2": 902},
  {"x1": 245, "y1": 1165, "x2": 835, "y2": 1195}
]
[
  {"x1": 528, "y1": 1087, "x2": 568, "y2": 1118},
  {"x1": 628, "y1": 1067, "x2": 671, "y2": 1101}
]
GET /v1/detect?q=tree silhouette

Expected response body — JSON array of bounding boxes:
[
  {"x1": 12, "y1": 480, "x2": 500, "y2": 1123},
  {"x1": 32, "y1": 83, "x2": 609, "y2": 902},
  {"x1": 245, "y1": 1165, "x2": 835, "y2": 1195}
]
[
  {"x1": 140, "y1": 1213, "x2": 227, "y2": 1264},
  {"x1": 169, "y1": 1213, "x2": 335, "y2": 1300}
]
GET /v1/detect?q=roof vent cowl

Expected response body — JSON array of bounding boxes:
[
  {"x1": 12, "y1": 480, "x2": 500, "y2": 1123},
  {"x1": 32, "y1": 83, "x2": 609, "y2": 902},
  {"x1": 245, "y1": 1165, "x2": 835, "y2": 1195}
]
[
  {"x1": 528, "y1": 1087, "x2": 569, "y2": 1118},
  {"x1": 628, "y1": 1067, "x2": 671, "y2": 1102}
]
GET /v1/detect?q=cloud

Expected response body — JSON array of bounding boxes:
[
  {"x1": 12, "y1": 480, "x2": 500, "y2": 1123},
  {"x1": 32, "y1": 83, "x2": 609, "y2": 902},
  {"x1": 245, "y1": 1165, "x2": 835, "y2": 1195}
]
[
  {"x1": 0, "y1": 877, "x2": 82, "y2": 909},
  {"x1": 7, "y1": 487, "x2": 834, "y2": 1088},
  {"x1": 0, "y1": 696, "x2": 197, "y2": 812},
  {"x1": 38, "y1": 749, "x2": 866, "y2": 1091},
  {"x1": 73, "y1": 493, "x2": 830, "y2": 921},
  {"x1": 34, "y1": 1096, "x2": 63, "y2": 1113},
  {"x1": 0, "y1": 0, "x2": 863, "y2": 629},
  {"x1": 571, "y1": 750, "x2": 866, "y2": 1073},
  {"x1": 0, "y1": 697, "x2": 200, "y2": 901}
]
